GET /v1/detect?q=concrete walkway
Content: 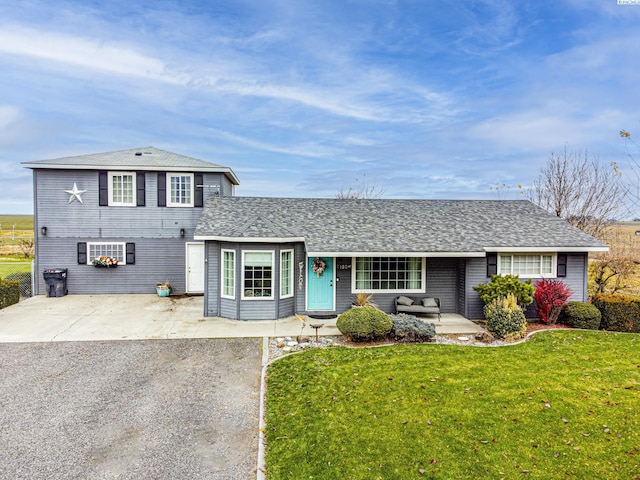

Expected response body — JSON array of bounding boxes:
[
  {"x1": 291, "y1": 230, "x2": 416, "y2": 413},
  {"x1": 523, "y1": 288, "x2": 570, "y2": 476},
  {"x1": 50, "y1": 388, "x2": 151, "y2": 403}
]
[{"x1": 0, "y1": 294, "x2": 483, "y2": 343}]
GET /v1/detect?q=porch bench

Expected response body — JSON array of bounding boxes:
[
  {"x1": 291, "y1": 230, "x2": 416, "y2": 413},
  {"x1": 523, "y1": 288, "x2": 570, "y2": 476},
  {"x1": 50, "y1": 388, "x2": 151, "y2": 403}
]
[{"x1": 395, "y1": 296, "x2": 441, "y2": 322}]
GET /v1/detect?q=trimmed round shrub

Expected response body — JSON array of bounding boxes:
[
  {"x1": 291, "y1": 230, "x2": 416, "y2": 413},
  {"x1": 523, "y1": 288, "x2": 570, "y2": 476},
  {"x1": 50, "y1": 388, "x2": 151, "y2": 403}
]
[
  {"x1": 389, "y1": 314, "x2": 436, "y2": 343},
  {"x1": 559, "y1": 301, "x2": 601, "y2": 330},
  {"x1": 484, "y1": 294, "x2": 527, "y2": 341},
  {"x1": 336, "y1": 306, "x2": 393, "y2": 342}
]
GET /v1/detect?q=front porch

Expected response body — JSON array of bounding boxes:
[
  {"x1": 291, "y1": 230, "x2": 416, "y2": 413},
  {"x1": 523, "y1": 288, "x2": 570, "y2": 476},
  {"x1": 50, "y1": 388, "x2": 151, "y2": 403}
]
[{"x1": 296, "y1": 313, "x2": 484, "y2": 337}]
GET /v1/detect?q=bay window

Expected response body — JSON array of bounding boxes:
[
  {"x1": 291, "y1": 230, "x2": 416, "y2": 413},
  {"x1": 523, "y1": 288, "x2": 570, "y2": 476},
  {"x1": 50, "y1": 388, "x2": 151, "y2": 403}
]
[
  {"x1": 221, "y1": 250, "x2": 235, "y2": 299},
  {"x1": 280, "y1": 250, "x2": 293, "y2": 298},
  {"x1": 243, "y1": 251, "x2": 273, "y2": 299}
]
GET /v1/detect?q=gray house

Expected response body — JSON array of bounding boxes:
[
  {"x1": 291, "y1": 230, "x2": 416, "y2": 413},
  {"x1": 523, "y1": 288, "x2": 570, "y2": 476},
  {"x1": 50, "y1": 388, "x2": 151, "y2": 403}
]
[
  {"x1": 23, "y1": 147, "x2": 239, "y2": 296},
  {"x1": 194, "y1": 197, "x2": 608, "y2": 320},
  {"x1": 25, "y1": 146, "x2": 608, "y2": 321}
]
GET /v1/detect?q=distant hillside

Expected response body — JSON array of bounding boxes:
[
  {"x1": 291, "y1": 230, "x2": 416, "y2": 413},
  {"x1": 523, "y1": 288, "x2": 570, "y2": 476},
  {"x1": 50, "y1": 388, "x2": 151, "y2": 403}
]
[{"x1": 0, "y1": 215, "x2": 34, "y2": 232}]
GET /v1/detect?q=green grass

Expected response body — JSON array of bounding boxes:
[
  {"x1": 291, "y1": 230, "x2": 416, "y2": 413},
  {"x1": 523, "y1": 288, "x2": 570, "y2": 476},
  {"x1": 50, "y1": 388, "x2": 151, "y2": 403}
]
[
  {"x1": 0, "y1": 262, "x2": 32, "y2": 279},
  {"x1": 265, "y1": 331, "x2": 639, "y2": 479},
  {"x1": 0, "y1": 214, "x2": 33, "y2": 232}
]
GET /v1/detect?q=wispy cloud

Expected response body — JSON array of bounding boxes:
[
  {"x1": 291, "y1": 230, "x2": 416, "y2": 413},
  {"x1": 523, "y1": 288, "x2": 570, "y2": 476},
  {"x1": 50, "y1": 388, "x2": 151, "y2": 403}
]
[
  {"x1": 2, "y1": 1, "x2": 640, "y2": 215},
  {"x1": 0, "y1": 26, "x2": 186, "y2": 84}
]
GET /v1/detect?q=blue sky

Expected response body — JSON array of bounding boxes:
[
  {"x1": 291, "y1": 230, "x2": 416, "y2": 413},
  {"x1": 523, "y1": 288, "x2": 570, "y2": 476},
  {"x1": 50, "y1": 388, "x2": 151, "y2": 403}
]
[{"x1": 1, "y1": 0, "x2": 640, "y2": 214}]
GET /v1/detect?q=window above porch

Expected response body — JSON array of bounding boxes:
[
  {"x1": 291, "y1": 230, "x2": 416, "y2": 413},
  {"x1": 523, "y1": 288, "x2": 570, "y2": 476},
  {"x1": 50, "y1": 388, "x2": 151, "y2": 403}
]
[{"x1": 352, "y1": 256, "x2": 425, "y2": 293}]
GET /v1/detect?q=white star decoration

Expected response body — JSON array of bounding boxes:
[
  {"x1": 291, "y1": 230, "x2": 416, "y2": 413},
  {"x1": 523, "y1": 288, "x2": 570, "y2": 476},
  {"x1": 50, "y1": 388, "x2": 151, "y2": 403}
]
[{"x1": 64, "y1": 183, "x2": 87, "y2": 204}]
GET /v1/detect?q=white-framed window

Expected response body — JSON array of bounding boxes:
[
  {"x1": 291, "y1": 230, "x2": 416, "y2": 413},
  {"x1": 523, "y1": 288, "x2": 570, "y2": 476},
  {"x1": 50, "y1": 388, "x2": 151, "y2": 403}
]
[
  {"x1": 167, "y1": 173, "x2": 194, "y2": 207},
  {"x1": 280, "y1": 249, "x2": 294, "y2": 298},
  {"x1": 109, "y1": 172, "x2": 136, "y2": 206},
  {"x1": 353, "y1": 257, "x2": 425, "y2": 293},
  {"x1": 87, "y1": 242, "x2": 126, "y2": 265},
  {"x1": 498, "y1": 254, "x2": 555, "y2": 278},
  {"x1": 221, "y1": 249, "x2": 235, "y2": 299},
  {"x1": 242, "y1": 251, "x2": 274, "y2": 299}
]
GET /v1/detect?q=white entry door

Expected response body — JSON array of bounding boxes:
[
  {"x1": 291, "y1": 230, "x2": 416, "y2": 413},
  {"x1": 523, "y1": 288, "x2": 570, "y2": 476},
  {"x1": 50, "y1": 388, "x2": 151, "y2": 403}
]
[{"x1": 186, "y1": 242, "x2": 205, "y2": 293}]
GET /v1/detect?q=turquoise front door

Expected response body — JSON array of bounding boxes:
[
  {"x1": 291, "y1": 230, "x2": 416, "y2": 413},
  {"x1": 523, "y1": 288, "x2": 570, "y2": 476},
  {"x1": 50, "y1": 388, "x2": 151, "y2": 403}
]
[{"x1": 307, "y1": 257, "x2": 334, "y2": 310}]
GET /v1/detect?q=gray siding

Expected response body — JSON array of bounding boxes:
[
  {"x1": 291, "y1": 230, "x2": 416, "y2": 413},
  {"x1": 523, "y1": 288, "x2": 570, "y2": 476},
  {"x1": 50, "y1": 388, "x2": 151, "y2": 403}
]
[
  {"x1": 34, "y1": 169, "x2": 227, "y2": 295},
  {"x1": 205, "y1": 242, "x2": 222, "y2": 317},
  {"x1": 465, "y1": 257, "x2": 487, "y2": 319},
  {"x1": 334, "y1": 257, "x2": 353, "y2": 314},
  {"x1": 457, "y1": 260, "x2": 466, "y2": 315},
  {"x1": 466, "y1": 253, "x2": 590, "y2": 320},
  {"x1": 294, "y1": 245, "x2": 307, "y2": 315},
  {"x1": 425, "y1": 258, "x2": 459, "y2": 313},
  {"x1": 563, "y1": 253, "x2": 588, "y2": 302},
  {"x1": 37, "y1": 237, "x2": 191, "y2": 295}
]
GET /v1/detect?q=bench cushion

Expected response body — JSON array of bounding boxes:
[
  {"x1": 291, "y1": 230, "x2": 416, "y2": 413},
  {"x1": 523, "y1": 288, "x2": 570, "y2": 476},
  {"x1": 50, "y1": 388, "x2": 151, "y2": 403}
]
[
  {"x1": 396, "y1": 295, "x2": 414, "y2": 306},
  {"x1": 422, "y1": 298, "x2": 438, "y2": 307}
]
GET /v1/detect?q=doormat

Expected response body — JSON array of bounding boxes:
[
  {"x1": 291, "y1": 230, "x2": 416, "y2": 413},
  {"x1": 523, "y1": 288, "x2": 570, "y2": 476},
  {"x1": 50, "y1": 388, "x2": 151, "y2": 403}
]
[{"x1": 308, "y1": 314, "x2": 337, "y2": 320}]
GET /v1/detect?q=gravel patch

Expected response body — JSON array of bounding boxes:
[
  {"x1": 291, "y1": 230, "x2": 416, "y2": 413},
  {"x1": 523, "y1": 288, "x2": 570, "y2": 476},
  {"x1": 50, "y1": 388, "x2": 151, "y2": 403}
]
[
  {"x1": 267, "y1": 332, "x2": 503, "y2": 360},
  {"x1": 0, "y1": 339, "x2": 262, "y2": 480}
]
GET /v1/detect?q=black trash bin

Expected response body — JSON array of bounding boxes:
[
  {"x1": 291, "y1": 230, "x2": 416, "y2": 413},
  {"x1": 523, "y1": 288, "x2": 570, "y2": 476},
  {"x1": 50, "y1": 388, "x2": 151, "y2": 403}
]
[{"x1": 43, "y1": 268, "x2": 68, "y2": 297}]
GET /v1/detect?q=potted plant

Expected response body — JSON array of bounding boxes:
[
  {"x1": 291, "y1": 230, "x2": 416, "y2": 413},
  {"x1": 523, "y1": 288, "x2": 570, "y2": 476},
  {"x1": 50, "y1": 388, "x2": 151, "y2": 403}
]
[{"x1": 156, "y1": 280, "x2": 172, "y2": 297}]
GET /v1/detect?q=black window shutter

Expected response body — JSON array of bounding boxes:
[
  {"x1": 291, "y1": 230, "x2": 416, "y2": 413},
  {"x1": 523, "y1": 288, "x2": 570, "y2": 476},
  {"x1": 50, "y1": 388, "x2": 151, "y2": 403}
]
[
  {"x1": 487, "y1": 253, "x2": 498, "y2": 277},
  {"x1": 77, "y1": 242, "x2": 87, "y2": 264},
  {"x1": 126, "y1": 243, "x2": 135, "y2": 265},
  {"x1": 557, "y1": 253, "x2": 567, "y2": 277},
  {"x1": 136, "y1": 172, "x2": 145, "y2": 206},
  {"x1": 98, "y1": 171, "x2": 108, "y2": 206},
  {"x1": 194, "y1": 173, "x2": 204, "y2": 207},
  {"x1": 157, "y1": 172, "x2": 166, "y2": 207}
]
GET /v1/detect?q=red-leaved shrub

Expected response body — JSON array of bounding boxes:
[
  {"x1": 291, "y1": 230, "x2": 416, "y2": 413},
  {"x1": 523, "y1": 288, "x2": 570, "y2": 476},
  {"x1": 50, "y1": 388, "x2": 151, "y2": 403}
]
[{"x1": 534, "y1": 279, "x2": 573, "y2": 324}]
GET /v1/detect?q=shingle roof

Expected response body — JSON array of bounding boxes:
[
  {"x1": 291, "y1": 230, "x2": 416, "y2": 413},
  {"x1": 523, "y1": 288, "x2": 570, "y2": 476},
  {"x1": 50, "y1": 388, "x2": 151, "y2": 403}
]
[
  {"x1": 22, "y1": 146, "x2": 239, "y2": 184},
  {"x1": 194, "y1": 197, "x2": 608, "y2": 254}
]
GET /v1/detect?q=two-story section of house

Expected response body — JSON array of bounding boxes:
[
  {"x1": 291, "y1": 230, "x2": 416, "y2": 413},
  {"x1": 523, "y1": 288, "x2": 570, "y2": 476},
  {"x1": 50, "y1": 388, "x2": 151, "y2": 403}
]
[{"x1": 23, "y1": 147, "x2": 239, "y2": 296}]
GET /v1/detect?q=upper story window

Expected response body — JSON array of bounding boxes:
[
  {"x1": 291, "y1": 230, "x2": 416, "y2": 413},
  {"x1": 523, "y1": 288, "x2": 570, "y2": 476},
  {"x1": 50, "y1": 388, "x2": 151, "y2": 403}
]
[
  {"x1": 99, "y1": 171, "x2": 144, "y2": 207},
  {"x1": 109, "y1": 172, "x2": 136, "y2": 206},
  {"x1": 167, "y1": 173, "x2": 194, "y2": 207},
  {"x1": 353, "y1": 256, "x2": 424, "y2": 293},
  {"x1": 498, "y1": 254, "x2": 555, "y2": 278}
]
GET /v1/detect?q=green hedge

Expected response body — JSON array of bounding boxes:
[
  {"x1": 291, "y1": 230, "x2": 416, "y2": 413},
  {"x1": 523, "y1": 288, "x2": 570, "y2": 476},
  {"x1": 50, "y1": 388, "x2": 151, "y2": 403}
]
[
  {"x1": 591, "y1": 294, "x2": 640, "y2": 333},
  {"x1": 558, "y1": 301, "x2": 601, "y2": 330},
  {"x1": 0, "y1": 278, "x2": 20, "y2": 309}
]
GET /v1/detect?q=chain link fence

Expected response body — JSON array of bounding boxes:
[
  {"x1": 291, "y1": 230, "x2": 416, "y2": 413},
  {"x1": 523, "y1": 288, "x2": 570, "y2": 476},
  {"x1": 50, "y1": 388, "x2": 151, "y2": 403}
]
[{"x1": 0, "y1": 262, "x2": 34, "y2": 299}]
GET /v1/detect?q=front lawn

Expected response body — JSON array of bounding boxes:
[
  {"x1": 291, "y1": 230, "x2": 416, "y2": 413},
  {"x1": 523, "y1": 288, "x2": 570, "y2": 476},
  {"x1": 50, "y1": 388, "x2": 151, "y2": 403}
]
[{"x1": 265, "y1": 331, "x2": 639, "y2": 479}]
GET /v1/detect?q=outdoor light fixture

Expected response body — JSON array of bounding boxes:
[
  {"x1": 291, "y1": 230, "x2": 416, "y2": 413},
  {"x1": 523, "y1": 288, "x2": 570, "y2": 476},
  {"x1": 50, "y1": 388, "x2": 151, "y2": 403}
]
[
  {"x1": 180, "y1": 228, "x2": 185, "y2": 237},
  {"x1": 41, "y1": 226, "x2": 47, "y2": 235}
]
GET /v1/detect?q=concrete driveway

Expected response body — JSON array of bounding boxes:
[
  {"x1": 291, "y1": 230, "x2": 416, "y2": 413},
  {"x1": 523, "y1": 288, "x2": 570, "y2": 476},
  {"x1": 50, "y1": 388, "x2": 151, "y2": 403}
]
[
  {"x1": 0, "y1": 294, "x2": 341, "y2": 342},
  {"x1": 0, "y1": 338, "x2": 262, "y2": 479},
  {"x1": 0, "y1": 294, "x2": 480, "y2": 343}
]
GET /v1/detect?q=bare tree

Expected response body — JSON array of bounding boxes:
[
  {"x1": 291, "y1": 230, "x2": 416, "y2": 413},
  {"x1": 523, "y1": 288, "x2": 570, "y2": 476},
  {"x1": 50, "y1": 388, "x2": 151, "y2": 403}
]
[
  {"x1": 589, "y1": 236, "x2": 638, "y2": 294},
  {"x1": 526, "y1": 147, "x2": 626, "y2": 239},
  {"x1": 620, "y1": 129, "x2": 640, "y2": 213},
  {"x1": 18, "y1": 238, "x2": 34, "y2": 258},
  {"x1": 336, "y1": 174, "x2": 386, "y2": 199}
]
